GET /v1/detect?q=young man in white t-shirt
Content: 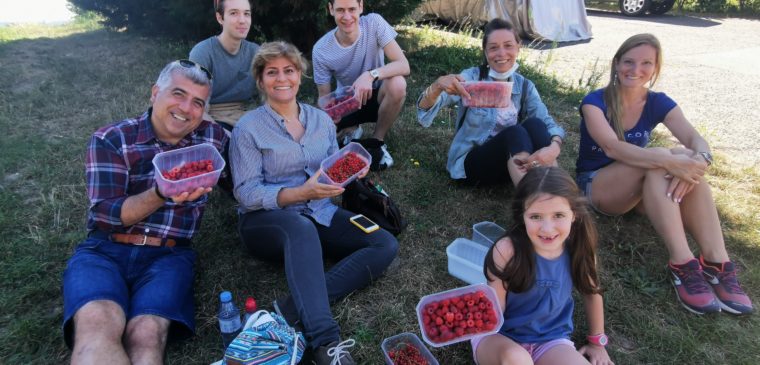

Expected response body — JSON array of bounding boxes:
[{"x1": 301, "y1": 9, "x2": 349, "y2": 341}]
[
  {"x1": 189, "y1": 0, "x2": 259, "y2": 131},
  {"x1": 312, "y1": 0, "x2": 410, "y2": 171}
]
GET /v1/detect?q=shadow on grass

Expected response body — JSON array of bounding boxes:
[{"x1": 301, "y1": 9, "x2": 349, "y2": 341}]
[{"x1": 1, "y1": 25, "x2": 759, "y2": 365}]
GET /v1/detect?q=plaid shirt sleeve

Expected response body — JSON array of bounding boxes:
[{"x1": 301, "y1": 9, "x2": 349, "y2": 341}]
[{"x1": 86, "y1": 132, "x2": 129, "y2": 231}]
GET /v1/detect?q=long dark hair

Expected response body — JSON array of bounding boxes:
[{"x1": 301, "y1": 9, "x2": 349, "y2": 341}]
[
  {"x1": 484, "y1": 167, "x2": 601, "y2": 295},
  {"x1": 478, "y1": 18, "x2": 521, "y2": 77}
]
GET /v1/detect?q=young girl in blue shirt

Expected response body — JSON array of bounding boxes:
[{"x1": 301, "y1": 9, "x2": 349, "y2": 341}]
[{"x1": 473, "y1": 167, "x2": 613, "y2": 365}]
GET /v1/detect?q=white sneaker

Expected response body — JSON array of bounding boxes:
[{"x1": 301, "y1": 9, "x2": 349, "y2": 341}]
[
  {"x1": 339, "y1": 125, "x2": 363, "y2": 147},
  {"x1": 380, "y1": 144, "x2": 394, "y2": 169}
]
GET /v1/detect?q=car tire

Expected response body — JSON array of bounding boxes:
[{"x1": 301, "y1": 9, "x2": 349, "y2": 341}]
[
  {"x1": 650, "y1": 0, "x2": 675, "y2": 14},
  {"x1": 619, "y1": 0, "x2": 651, "y2": 16}
]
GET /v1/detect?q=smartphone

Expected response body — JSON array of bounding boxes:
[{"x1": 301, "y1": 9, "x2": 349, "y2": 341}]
[{"x1": 350, "y1": 214, "x2": 379, "y2": 233}]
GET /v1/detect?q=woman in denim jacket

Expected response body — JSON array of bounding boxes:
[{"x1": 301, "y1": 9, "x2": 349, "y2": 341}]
[{"x1": 417, "y1": 18, "x2": 565, "y2": 186}]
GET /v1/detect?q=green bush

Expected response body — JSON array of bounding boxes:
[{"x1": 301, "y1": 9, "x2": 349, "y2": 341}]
[{"x1": 67, "y1": 0, "x2": 424, "y2": 53}]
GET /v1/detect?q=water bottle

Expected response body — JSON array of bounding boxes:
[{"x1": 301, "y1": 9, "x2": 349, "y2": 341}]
[
  {"x1": 218, "y1": 291, "x2": 242, "y2": 350},
  {"x1": 242, "y1": 296, "x2": 258, "y2": 325}
]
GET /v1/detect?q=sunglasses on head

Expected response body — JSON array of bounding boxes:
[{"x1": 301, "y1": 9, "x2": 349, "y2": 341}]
[{"x1": 177, "y1": 59, "x2": 213, "y2": 81}]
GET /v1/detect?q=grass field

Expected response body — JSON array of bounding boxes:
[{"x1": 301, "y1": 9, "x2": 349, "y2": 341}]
[{"x1": 1, "y1": 19, "x2": 759, "y2": 364}]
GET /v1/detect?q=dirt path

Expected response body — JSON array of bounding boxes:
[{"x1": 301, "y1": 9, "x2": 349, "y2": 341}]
[{"x1": 521, "y1": 10, "x2": 760, "y2": 168}]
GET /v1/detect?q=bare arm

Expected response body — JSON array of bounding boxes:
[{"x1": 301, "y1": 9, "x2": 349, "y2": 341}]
[
  {"x1": 417, "y1": 74, "x2": 470, "y2": 110},
  {"x1": 662, "y1": 106, "x2": 711, "y2": 159},
  {"x1": 486, "y1": 237, "x2": 514, "y2": 313},
  {"x1": 583, "y1": 104, "x2": 704, "y2": 183},
  {"x1": 578, "y1": 293, "x2": 614, "y2": 365}
]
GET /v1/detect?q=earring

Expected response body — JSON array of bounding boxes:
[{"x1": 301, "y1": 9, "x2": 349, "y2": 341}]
[{"x1": 613, "y1": 73, "x2": 618, "y2": 86}]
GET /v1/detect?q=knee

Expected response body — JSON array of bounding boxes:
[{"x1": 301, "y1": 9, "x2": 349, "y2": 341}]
[
  {"x1": 124, "y1": 315, "x2": 169, "y2": 351},
  {"x1": 377, "y1": 233, "x2": 399, "y2": 261},
  {"x1": 382, "y1": 76, "x2": 407, "y2": 102},
  {"x1": 73, "y1": 300, "x2": 126, "y2": 345}
]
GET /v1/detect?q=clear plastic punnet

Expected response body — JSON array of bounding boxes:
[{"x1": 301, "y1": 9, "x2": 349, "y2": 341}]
[
  {"x1": 446, "y1": 238, "x2": 489, "y2": 285},
  {"x1": 416, "y1": 283, "x2": 504, "y2": 347},
  {"x1": 462, "y1": 81, "x2": 512, "y2": 108},
  {"x1": 381, "y1": 332, "x2": 439, "y2": 365},
  {"x1": 318, "y1": 86, "x2": 361, "y2": 121},
  {"x1": 152, "y1": 143, "x2": 225, "y2": 198},
  {"x1": 317, "y1": 142, "x2": 371, "y2": 187},
  {"x1": 472, "y1": 221, "x2": 506, "y2": 247}
]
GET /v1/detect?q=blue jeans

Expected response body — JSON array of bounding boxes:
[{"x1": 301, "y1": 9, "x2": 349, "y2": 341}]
[
  {"x1": 463, "y1": 117, "x2": 552, "y2": 185},
  {"x1": 238, "y1": 207, "x2": 398, "y2": 348},
  {"x1": 62, "y1": 235, "x2": 196, "y2": 348}
]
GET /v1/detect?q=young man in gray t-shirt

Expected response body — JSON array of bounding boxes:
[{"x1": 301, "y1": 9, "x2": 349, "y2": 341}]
[
  {"x1": 189, "y1": 0, "x2": 259, "y2": 131},
  {"x1": 312, "y1": 0, "x2": 409, "y2": 171}
]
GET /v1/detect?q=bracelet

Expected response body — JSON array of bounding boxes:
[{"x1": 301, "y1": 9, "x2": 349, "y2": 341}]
[
  {"x1": 551, "y1": 137, "x2": 563, "y2": 147},
  {"x1": 154, "y1": 185, "x2": 168, "y2": 201}
]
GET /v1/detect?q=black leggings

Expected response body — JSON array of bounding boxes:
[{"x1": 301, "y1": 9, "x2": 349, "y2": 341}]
[{"x1": 463, "y1": 117, "x2": 552, "y2": 185}]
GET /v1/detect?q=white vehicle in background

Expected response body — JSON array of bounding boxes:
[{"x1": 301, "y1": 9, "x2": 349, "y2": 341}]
[{"x1": 589, "y1": 0, "x2": 677, "y2": 16}]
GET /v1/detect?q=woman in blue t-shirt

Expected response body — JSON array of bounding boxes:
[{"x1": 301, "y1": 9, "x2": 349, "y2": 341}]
[{"x1": 576, "y1": 34, "x2": 752, "y2": 316}]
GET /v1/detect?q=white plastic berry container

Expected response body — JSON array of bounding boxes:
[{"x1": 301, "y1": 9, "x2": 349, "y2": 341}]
[
  {"x1": 462, "y1": 81, "x2": 512, "y2": 108},
  {"x1": 381, "y1": 332, "x2": 439, "y2": 365},
  {"x1": 416, "y1": 283, "x2": 503, "y2": 347},
  {"x1": 317, "y1": 142, "x2": 371, "y2": 187},
  {"x1": 318, "y1": 86, "x2": 361, "y2": 121},
  {"x1": 152, "y1": 143, "x2": 225, "y2": 198},
  {"x1": 446, "y1": 238, "x2": 489, "y2": 285},
  {"x1": 472, "y1": 221, "x2": 506, "y2": 247}
]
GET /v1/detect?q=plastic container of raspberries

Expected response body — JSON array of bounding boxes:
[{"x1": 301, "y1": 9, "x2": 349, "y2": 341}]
[
  {"x1": 381, "y1": 332, "x2": 439, "y2": 365},
  {"x1": 318, "y1": 86, "x2": 361, "y2": 121},
  {"x1": 416, "y1": 283, "x2": 503, "y2": 347},
  {"x1": 152, "y1": 143, "x2": 225, "y2": 197},
  {"x1": 317, "y1": 142, "x2": 371, "y2": 187},
  {"x1": 461, "y1": 81, "x2": 512, "y2": 108}
]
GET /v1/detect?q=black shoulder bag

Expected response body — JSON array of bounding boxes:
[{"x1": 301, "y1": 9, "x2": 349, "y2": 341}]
[{"x1": 342, "y1": 178, "x2": 408, "y2": 236}]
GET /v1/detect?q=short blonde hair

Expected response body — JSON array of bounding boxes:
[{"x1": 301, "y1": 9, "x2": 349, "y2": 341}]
[{"x1": 251, "y1": 41, "x2": 310, "y2": 100}]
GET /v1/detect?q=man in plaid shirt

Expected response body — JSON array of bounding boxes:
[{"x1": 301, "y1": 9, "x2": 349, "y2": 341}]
[{"x1": 62, "y1": 60, "x2": 228, "y2": 363}]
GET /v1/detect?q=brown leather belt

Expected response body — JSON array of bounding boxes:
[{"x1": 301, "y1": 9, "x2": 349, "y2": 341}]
[{"x1": 110, "y1": 233, "x2": 177, "y2": 248}]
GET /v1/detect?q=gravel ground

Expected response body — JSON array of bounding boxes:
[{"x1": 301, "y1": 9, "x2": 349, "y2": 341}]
[{"x1": 520, "y1": 10, "x2": 760, "y2": 168}]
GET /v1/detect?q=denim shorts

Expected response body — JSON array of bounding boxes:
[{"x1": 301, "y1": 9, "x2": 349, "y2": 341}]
[
  {"x1": 62, "y1": 236, "x2": 197, "y2": 348},
  {"x1": 575, "y1": 170, "x2": 598, "y2": 198}
]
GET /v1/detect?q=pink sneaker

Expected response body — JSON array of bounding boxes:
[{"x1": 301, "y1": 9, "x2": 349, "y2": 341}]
[
  {"x1": 668, "y1": 259, "x2": 721, "y2": 314},
  {"x1": 700, "y1": 256, "x2": 754, "y2": 315}
]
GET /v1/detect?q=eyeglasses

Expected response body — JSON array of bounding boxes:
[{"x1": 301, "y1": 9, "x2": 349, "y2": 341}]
[{"x1": 177, "y1": 59, "x2": 213, "y2": 81}]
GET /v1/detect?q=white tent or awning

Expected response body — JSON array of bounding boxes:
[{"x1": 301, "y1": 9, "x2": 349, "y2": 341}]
[{"x1": 413, "y1": 0, "x2": 592, "y2": 42}]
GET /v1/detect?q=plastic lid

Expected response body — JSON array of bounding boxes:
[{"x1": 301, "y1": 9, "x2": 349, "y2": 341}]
[
  {"x1": 220, "y1": 291, "x2": 232, "y2": 302},
  {"x1": 245, "y1": 297, "x2": 257, "y2": 313}
]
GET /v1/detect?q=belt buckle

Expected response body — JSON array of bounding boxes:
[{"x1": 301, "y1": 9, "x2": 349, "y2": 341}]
[{"x1": 138, "y1": 235, "x2": 148, "y2": 246}]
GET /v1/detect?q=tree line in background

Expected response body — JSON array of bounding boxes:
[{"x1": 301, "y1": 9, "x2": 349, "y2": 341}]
[{"x1": 67, "y1": 0, "x2": 424, "y2": 54}]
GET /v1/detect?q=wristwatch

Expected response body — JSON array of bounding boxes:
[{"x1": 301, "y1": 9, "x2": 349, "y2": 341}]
[
  {"x1": 698, "y1": 151, "x2": 713, "y2": 166},
  {"x1": 369, "y1": 69, "x2": 380, "y2": 81},
  {"x1": 587, "y1": 333, "x2": 609, "y2": 347}
]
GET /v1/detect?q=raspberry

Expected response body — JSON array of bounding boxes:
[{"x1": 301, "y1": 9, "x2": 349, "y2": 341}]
[{"x1": 325, "y1": 151, "x2": 367, "y2": 183}]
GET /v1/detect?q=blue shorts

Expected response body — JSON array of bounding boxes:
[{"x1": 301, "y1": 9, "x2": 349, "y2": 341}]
[
  {"x1": 576, "y1": 170, "x2": 615, "y2": 216},
  {"x1": 62, "y1": 236, "x2": 197, "y2": 348},
  {"x1": 575, "y1": 170, "x2": 598, "y2": 198}
]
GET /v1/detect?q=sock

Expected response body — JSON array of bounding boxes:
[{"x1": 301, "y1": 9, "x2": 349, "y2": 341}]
[{"x1": 700, "y1": 255, "x2": 726, "y2": 272}]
